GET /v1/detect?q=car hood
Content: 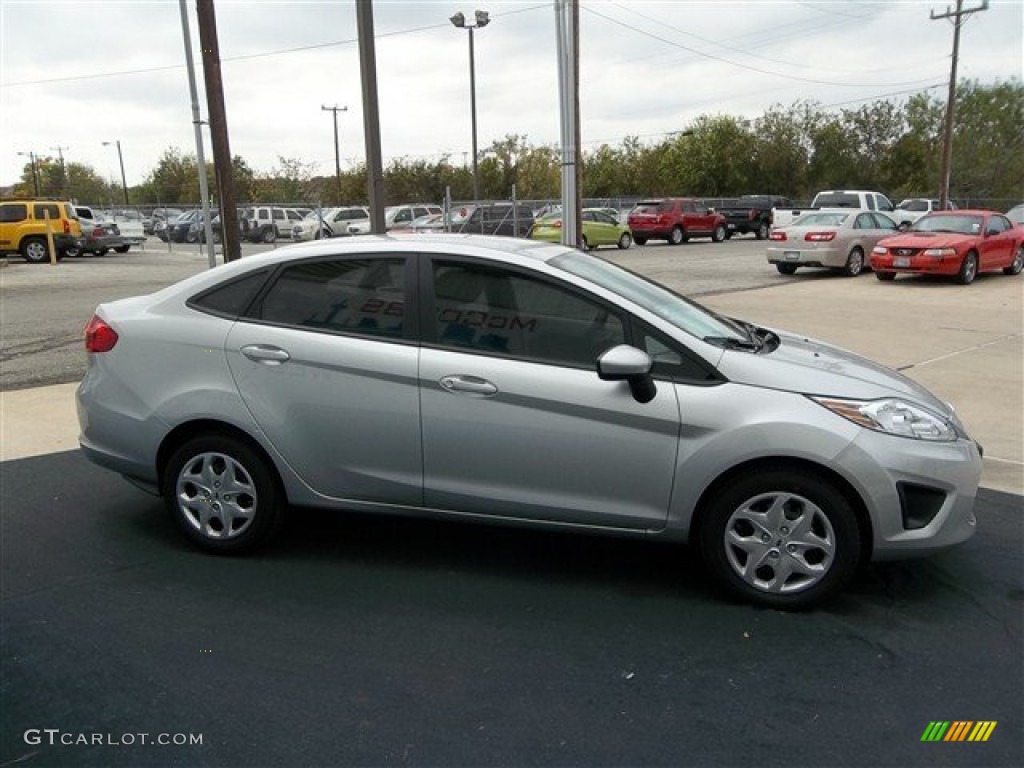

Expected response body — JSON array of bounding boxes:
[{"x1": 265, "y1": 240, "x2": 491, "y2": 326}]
[
  {"x1": 715, "y1": 329, "x2": 952, "y2": 417},
  {"x1": 879, "y1": 231, "x2": 973, "y2": 248}
]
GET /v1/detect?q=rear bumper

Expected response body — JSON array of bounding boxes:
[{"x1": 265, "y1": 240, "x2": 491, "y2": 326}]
[{"x1": 767, "y1": 246, "x2": 845, "y2": 268}]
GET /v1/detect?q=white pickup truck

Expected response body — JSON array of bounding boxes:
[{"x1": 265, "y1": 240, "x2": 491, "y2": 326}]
[{"x1": 772, "y1": 190, "x2": 896, "y2": 229}]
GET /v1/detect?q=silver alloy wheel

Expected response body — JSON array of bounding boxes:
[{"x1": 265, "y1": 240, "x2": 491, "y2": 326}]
[
  {"x1": 175, "y1": 451, "x2": 258, "y2": 540},
  {"x1": 23, "y1": 239, "x2": 48, "y2": 263},
  {"x1": 723, "y1": 491, "x2": 836, "y2": 594},
  {"x1": 1007, "y1": 246, "x2": 1023, "y2": 275}
]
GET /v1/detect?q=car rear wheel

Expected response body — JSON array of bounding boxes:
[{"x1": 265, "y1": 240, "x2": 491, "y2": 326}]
[
  {"x1": 669, "y1": 226, "x2": 685, "y2": 245},
  {"x1": 163, "y1": 434, "x2": 282, "y2": 554},
  {"x1": 957, "y1": 251, "x2": 978, "y2": 285},
  {"x1": 95, "y1": 247, "x2": 109, "y2": 256},
  {"x1": 617, "y1": 232, "x2": 632, "y2": 250},
  {"x1": 114, "y1": 245, "x2": 130, "y2": 253},
  {"x1": 756, "y1": 221, "x2": 770, "y2": 240},
  {"x1": 185, "y1": 231, "x2": 198, "y2": 244},
  {"x1": 712, "y1": 224, "x2": 727, "y2": 243},
  {"x1": 698, "y1": 468, "x2": 861, "y2": 609},
  {"x1": 261, "y1": 227, "x2": 276, "y2": 244},
  {"x1": 776, "y1": 263, "x2": 798, "y2": 275},
  {"x1": 842, "y1": 247, "x2": 865, "y2": 277},
  {"x1": 634, "y1": 236, "x2": 647, "y2": 246},
  {"x1": 581, "y1": 235, "x2": 590, "y2": 251},
  {"x1": 20, "y1": 236, "x2": 49, "y2": 264},
  {"x1": 1003, "y1": 245, "x2": 1023, "y2": 275}
]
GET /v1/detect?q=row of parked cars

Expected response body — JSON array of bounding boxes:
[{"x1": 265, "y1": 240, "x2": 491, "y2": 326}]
[{"x1": 765, "y1": 203, "x2": 1024, "y2": 284}]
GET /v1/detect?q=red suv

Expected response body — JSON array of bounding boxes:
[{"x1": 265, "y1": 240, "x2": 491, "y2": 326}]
[{"x1": 628, "y1": 198, "x2": 728, "y2": 245}]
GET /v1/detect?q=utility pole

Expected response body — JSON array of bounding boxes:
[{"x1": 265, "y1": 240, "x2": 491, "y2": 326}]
[
  {"x1": 322, "y1": 105, "x2": 348, "y2": 204},
  {"x1": 356, "y1": 0, "x2": 386, "y2": 234},
  {"x1": 50, "y1": 146, "x2": 69, "y2": 198},
  {"x1": 931, "y1": 0, "x2": 989, "y2": 208},
  {"x1": 196, "y1": 0, "x2": 242, "y2": 263}
]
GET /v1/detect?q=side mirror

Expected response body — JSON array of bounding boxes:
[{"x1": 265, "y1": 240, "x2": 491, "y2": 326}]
[{"x1": 596, "y1": 345, "x2": 657, "y2": 404}]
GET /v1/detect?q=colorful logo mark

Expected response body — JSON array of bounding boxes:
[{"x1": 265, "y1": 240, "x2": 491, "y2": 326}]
[{"x1": 921, "y1": 721, "x2": 997, "y2": 742}]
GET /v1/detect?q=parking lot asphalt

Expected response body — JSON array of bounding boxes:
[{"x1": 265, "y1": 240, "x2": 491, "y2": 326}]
[{"x1": 3, "y1": 253, "x2": 1020, "y2": 494}]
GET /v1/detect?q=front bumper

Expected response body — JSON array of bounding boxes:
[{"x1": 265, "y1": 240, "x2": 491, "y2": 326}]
[{"x1": 870, "y1": 254, "x2": 960, "y2": 276}]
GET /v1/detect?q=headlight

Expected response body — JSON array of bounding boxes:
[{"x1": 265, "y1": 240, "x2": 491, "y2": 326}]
[
  {"x1": 872, "y1": 246, "x2": 888, "y2": 255},
  {"x1": 923, "y1": 248, "x2": 957, "y2": 257},
  {"x1": 811, "y1": 397, "x2": 959, "y2": 441}
]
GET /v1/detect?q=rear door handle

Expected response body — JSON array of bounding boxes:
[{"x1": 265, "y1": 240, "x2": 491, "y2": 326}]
[
  {"x1": 439, "y1": 375, "x2": 498, "y2": 397},
  {"x1": 240, "y1": 344, "x2": 291, "y2": 365}
]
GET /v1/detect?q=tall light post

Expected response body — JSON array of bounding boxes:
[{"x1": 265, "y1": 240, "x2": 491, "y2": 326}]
[
  {"x1": 102, "y1": 140, "x2": 129, "y2": 208},
  {"x1": 450, "y1": 9, "x2": 489, "y2": 202},
  {"x1": 321, "y1": 105, "x2": 348, "y2": 204},
  {"x1": 50, "y1": 145, "x2": 69, "y2": 198},
  {"x1": 17, "y1": 151, "x2": 40, "y2": 196}
]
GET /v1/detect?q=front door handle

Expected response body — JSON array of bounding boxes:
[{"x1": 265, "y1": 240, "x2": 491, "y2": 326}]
[
  {"x1": 240, "y1": 344, "x2": 291, "y2": 365},
  {"x1": 439, "y1": 375, "x2": 498, "y2": 397}
]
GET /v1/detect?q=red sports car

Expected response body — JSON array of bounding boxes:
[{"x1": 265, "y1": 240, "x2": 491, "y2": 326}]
[{"x1": 871, "y1": 209, "x2": 1024, "y2": 284}]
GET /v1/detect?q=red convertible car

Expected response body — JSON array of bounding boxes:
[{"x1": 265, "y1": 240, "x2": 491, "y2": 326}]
[{"x1": 871, "y1": 209, "x2": 1023, "y2": 284}]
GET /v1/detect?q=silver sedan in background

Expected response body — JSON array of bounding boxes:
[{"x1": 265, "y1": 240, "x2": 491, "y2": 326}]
[
  {"x1": 767, "y1": 210, "x2": 899, "y2": 276},
  {"x1": 77, "y1": 235, "x2": 981, "y2": 609}
]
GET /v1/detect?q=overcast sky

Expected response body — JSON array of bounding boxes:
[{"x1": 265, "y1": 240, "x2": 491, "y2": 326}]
[{"x1": 1, "y1": 0, "x2": 1021, "y2": 189}]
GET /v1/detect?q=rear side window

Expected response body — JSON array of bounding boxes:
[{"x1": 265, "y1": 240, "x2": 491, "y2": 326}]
[
  {"x1": 0, "y1": 204, "x2": 27, "y2": 223},
  {"x1": 189, "y1": 270, "x2": 269, "y2": 318},
  {"x1": 33, "y1": 203, "x2": 61, "y2": 221},
  {"x1": 255, "y1": 258, "x2": 406, "y2": 339}
]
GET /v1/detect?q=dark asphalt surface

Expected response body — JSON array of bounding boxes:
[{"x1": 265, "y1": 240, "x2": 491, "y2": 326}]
[{"x1": 1, "y1": 451, "x2": 1021, "y2": 768}]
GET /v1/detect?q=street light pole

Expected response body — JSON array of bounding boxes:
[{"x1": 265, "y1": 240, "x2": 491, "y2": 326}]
[
  {"x1": 450, "y1": 9, "x2": 490, "y2": 203},
  {"x1": 103, "y1": 140, "x2": 129, "y2": 207},
  {"x1": 50, "y1": 146, "x2": 69, "y2": 199},
  {"x1": 322, "y1": 105, "x2": 348, "y2": 204},
  {"x1": 17, "y1": 151, "x2": 40, "y2": 196}
]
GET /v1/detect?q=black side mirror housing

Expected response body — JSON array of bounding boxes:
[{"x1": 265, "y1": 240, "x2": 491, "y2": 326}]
[{"x1": 596, "y1": 345, "x2": 657, "y2": 404}]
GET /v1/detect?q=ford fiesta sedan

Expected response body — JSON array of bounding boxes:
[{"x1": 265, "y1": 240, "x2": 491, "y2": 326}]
[{"x1": 77, "y1": 235, "x2": 982, "y2": 608}]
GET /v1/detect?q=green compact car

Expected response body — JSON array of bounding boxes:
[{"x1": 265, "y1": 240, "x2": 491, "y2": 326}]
[{"x1": 530, "y1": 208, "x2": 632, "y2": 251}]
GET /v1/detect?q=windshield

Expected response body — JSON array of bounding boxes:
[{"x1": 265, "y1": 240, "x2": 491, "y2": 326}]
[
  {"x1": 912, "y1": 214, "x2": 983, "y2": 235},
  {"x1": 812, "y1": 193, "x2": 861, "y2": 208},
  {"x1": 793, "y1": 212, "x2": 849, "y2": 227},
  {"x1": 550, "y1": 251, "x2": 747, "y2": 343}
]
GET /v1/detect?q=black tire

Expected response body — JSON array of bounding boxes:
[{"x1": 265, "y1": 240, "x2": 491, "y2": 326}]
[
  {"x1": 776, "y1": 263, "x2": 798, "y2": 275},
  {"x1": 114, "y1": 245, "x2": 130, "y2": 254},
  {"x1": 617, "y1": 232, "x2": 632, "y2": 250},
  {"x1": 64, "y1": 246, "x2": 81, "y2": 258},
  {"x1": 842, "y1": 247, "x2": 865, "y2": 277},
  {"x1": 875, "y1": 271, "x2": 896, "y2": 281},
  {"x1": 755, "y1": 221, "x2": 770, "y2": 240},
  {"x1": 1003, "y1": 245, "x2": 1023, "y2": 275},
  {"x1": 957, "y1": 251, "x2": 978, "y2": 285},
  {"x1": 20, "y1": 237, "x2": 49, "y2": 264},
  {"x1": 95, "y1": 247, "x2": 109, "y2": 257},
  {"x1": 712, "y1": 224, "x2": 727, "y2": 243},
  {"x1": 698, "y1": 468, "x2": 862, "y2": 609},
  {"x1": 634, "y1": 236, "x2": 647, "y2": 246},
  {"x1": 581, "y1": 235, "x2": 590, "y2": 251},
  {"x1": 261, "y1": 227, "x2": 277, "y2": 244},
  {"x1": 668, "y1": 226, "x2": 685, "y2": 245},
  {"x1": 185, "y1": 230, "x2": 198, "y2": 244},
  {"x1": 162, "y1": 434, "x2": 283, "y2": 554}
]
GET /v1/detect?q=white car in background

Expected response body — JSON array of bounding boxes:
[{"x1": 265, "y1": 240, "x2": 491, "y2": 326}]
[
  {"x1": 893, "y1": 198, "x2": 957, "y2": 229},
  {"x1": 348, "y1": 204, "x2": 443, "y2": 235},
  {"x1": 292, "y1": 207, "x2": 370, "y2": 241}
]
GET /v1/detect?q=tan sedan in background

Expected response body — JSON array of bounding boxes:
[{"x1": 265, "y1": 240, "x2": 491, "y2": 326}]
[{"x1": 767, "y1": 210, "x2": 899, "y2": 276}]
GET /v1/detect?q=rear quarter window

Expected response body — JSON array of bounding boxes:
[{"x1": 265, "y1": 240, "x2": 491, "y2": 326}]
[
  {"x1": 0, "y1": 204, "x2": 28, "y2": 223},
  {"x1": 188, "y1": 270, "x2": 270, "y2": 318}
]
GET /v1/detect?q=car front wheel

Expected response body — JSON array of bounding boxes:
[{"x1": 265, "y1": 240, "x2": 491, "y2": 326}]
[
  {"x1": 711, "y1": 224, "x2": 727, "y2": 242},
  {"x1": 699, "y1": 468, "x2": 861, "y2": 609},
  {"x1": 163, "y1": 434, "x2": 283, "y2": 554},
  {"x1": 617, "y1": 232, "x2": 632, "y2": 250},
  {"x1": 957, "y1": 251, "x2": 978, "y2": 285},
  {"x1": 756, "y1": 221, "x2": 769, "y2": 240}
]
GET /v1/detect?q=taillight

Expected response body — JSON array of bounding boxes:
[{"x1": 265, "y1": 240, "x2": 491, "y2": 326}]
[
  {"x1": 63, "y1": 220, "x2": 71, "y2": 234},
  {"x1": 805, "y1": 232, "x2": 837, "y2": 242},
  {"x1": 748, "y1": 210, "x2": 757, "y2": 220},
  {"x1": 769, "y1": 231, "x2": 787, "y2": 241},
  {"x1": 84, "y1": 315, "x2": 118, "y2": 353}
]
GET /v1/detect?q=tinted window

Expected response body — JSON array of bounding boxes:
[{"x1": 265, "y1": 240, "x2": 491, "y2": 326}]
[
  {"x1": 257, "y1": 258, "x2": 406, "y2": 338},
  {"x1": 987, "y1": 215, "x2": 1010, "y2": 234},
  {"x1": 0, "y1": 204, "x2": 27, "y2": 223},
  {"x1": 272, "y1": 209, "x2": 285, "y2": 220},
  {"x1": 813, "y1": 193, "x2": 860, "y2": 208},
  {"x1": 190, "y1": 270, "x2": 269, "y2": 317},
  {"x1": 871, "y1": 213, "x2": 897, "y2": 230},
  {"x1": 33, "y1": 204, "x2": 60, "y2": 221},
  {"x1": 854, "y1": 213, "x2": 875, "y2": 230},
  {"x1": 432, "y1": 261, "x2": 625, "y2": 366}
]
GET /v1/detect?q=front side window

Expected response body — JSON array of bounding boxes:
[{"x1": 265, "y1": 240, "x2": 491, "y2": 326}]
[
  {"x1": 254, "y1": 258, "x2": 406, "y2": 339},
  {"x1": 986, "y1": 215, "x2": 1010, "y2": 234},
  {"x1": 432, "y1": 261, "x2": 625, "y2": 367},
  {"x1": 0, "y1": 204, "x2": 28, "y2": 223},
  {"x1": 272, "y1": 209, "x2": 285, "y2": 220}
]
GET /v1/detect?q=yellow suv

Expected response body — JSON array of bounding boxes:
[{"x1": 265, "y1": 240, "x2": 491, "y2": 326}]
[{"x1": 0, "y1": 199, "x2": 85, "y2": 264}]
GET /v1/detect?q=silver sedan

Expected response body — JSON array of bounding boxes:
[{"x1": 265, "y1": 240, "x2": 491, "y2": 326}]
[
  {"x1": 767, "y1": 210, "x2": 899, "y2": 276},
  {"x1": 77, "y1": 234, "x2": 981, "y2": 608}
]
